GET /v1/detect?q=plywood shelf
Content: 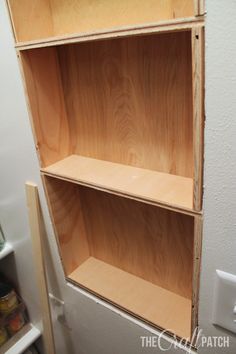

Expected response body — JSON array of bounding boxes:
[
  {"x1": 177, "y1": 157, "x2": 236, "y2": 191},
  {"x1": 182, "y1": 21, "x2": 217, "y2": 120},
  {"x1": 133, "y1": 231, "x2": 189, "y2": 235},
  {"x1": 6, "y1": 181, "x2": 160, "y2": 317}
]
[
  {"x1": 7, "y1": 0, "x2": 203, "y2": 50},
  {"x1": 14, "y1": 18, "x2": 204, "y2": 51},
  {"x1": 69, "y1": 257, "x2": 192, "y2": 339},
  {"x1": 42, "y1": 155, "x2": 193, "y2": 212}
]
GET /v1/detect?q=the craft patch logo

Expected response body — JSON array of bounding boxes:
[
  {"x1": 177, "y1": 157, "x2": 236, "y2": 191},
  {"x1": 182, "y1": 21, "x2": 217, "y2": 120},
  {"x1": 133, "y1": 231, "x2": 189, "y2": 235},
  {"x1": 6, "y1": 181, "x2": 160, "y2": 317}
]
[{"x1": 140, "y1": 328, "x2": 230, "y2": 351}]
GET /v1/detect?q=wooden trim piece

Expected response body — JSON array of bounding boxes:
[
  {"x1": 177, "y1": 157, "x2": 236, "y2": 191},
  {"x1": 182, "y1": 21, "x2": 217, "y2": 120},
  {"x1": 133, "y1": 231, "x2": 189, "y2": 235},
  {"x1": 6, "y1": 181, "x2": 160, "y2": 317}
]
[
  {"x1": 16, "y1": 17, "x2": 204, "y2": 51},
  {"x1": 25, "y1": 183, "x2": 55, "y2": 354},
  {"x1": 191, "y1": 216, "x2": 203, "y2": 338},
  {"x1": 192, "y1": 27, "x2": 204, "y2": 211}
]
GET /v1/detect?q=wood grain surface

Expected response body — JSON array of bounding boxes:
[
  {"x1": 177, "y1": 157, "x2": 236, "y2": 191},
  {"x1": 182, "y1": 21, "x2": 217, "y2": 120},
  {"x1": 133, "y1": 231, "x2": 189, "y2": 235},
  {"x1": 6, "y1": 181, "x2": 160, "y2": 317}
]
[
  {"x1": 58, "y1": 31, "x2": 193, "y2": 177},
  {"x1": 69, "y1": 257, "x2": 192, "y2": 339},
  {"x1": 42, "y1": 155, "x2": 193, "y2": 211},
  {"x1": 192, "y1": 27, "x2": 204, "y2": 210},
  {"x1": 44, "y1": 176, "x2": 194, "y2": 298},
  {"x1": 43, "y1": 176, "x2": 90, "y2": 275},
  {"x1": 8, "y1": 0, "x2": 194, "y2": 43}
]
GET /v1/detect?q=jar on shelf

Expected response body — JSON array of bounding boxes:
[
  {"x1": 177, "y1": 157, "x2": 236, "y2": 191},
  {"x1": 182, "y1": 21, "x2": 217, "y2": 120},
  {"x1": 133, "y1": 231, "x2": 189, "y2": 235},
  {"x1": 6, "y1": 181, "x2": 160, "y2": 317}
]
[
  {"x1": 6, "y1": 310, "x2": 25, "y2": 336},
  {"x1": 0, "y1": 283, "x2": 18, "y2": 315}
]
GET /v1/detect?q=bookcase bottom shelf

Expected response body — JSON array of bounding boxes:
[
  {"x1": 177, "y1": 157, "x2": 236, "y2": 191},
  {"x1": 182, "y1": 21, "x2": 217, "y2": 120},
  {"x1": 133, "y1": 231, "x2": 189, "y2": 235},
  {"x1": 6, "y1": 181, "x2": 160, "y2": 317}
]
[
  {"x1": 42, "y1": 155, "x2": 193, "y2": 212},
  {"x1": 68, "y1": 257, "x2": 192, "y2": 339}
]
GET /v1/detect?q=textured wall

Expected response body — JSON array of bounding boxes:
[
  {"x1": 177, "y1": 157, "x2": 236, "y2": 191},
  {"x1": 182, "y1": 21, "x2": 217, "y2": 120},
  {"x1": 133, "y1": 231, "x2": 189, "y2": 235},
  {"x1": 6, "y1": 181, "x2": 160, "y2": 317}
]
[{"x1": 199, "y1": 0, "x2": 236, "y2": 353}]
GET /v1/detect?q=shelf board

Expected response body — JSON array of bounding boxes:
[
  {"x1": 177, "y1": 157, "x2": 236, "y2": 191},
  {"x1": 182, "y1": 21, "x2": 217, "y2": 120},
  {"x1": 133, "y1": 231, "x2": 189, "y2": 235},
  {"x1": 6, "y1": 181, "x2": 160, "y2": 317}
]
[
  {"x1": 0, "y1": 243, "x2": 13, "y2": 260},
  {"x1": 0, "y1": 323, "x2": 41, "y2": 354},
  {"x1": 15, "y1": 17, "x2": 204, "y2": 51},
  {"x1": 68, "y1": 257, "x2": 192, "y2": 339},
  {"x1": 42, "y1": 155, "x2": 193, "y2": 213}
]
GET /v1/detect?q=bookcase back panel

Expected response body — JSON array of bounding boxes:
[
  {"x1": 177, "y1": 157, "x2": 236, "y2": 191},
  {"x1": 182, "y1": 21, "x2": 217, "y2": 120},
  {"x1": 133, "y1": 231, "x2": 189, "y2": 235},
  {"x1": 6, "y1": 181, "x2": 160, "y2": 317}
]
[
  {"x1": 8, "y1": 0, "x2": 194, "y2": 43},
  {"x1": 58, "y1": 31, "x2": 193, "y2": 177},
  {"x1": 44, "y1": 176, "x2": 194, "y2": 299},
  {"x1": 22, "y1": 31, "x2": 193, "y2": 178}
]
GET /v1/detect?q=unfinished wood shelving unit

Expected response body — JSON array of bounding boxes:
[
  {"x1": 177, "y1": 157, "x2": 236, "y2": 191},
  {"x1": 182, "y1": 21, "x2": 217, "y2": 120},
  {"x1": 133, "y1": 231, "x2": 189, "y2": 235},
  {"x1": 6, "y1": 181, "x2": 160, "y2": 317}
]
[{"x1": 7, "y1": 0, "x2": 205, "y2": 341}]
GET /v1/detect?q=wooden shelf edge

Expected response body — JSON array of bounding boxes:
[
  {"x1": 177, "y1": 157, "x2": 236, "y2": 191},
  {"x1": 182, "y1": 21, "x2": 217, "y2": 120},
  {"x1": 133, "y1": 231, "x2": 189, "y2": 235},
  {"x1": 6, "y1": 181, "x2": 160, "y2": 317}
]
[
  {"x1": 0, "y1": 323, "x2": 41, "y2": 354},
  {"x1": 42, "y1": 170, "x2": 199, "y2": 217},
  {"x1": 0, "y1": 243, "x2": 13, "y2": 260},
  {"x1": 15, "y1": 16, "x2": 204, "y2": 51},
  {"x1": 41, "y1": 155, "x2": 201, "y2": 217},
  {"x1": 67, "y1": 257, "x2": 192, "y2": 340}
]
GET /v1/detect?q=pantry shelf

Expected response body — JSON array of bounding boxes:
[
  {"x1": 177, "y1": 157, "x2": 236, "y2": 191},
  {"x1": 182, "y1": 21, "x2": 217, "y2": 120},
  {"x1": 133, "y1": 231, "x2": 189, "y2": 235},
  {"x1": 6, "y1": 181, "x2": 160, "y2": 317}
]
[
  {"x1": 42, "y1": 155, "x2": 194, "y2": 212},
  {"x1": 69, "y1": 257, "x2": 192, "y2": 339},
  {"x1": 0, "y1": 323, "x2": 41, "y2": 354}
]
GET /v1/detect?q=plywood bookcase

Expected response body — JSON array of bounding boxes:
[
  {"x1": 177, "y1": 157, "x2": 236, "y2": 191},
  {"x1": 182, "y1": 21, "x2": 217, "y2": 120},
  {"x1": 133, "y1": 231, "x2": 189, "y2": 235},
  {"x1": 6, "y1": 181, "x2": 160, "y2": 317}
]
[{"x1": 7, "y1": 0, "x2": 204, "y2": 342}]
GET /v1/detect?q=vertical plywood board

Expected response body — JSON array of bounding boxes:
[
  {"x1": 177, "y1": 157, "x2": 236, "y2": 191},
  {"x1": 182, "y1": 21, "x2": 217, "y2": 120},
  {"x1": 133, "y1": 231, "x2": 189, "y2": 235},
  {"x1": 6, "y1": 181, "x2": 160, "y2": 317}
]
[
  {"x1": 198, "y1": 0, "x2": 205, "y2": 15},
  {"x1": 19, "y1": 49, "x2": 71, "y2": 167},
  {"x1": 58, "y1": 31, "x2": 193, "y2": 177},
  {"x1": 194, "y1": 0, "x2": 205, "y2": 16},
  {"x1": 43, "y1": 176, "x2": 90, "y2": 275},
  {"x1": 191, "y1": 216, "x2": 203, "y2": 336},
  {"x1": 192, "y1": 27, "x2": 204, "y2": 210}
]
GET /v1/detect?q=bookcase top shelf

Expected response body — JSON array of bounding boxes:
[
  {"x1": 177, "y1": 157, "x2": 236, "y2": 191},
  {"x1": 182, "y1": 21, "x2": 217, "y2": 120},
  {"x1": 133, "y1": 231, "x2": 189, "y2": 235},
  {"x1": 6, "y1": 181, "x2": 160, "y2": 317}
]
[
  {"x1": 42, "y1": 155, "x2": 195, "y2": 214},
  {"x1": 7, "y1": 0, "x2": 204, "y2": 51}
]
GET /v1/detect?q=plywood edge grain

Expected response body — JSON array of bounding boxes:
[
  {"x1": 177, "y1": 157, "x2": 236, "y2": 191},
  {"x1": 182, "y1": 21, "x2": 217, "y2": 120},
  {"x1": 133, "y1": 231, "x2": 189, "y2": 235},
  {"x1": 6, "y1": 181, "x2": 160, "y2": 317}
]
[
  {"x1": 41, "y1": 155, "x2": 197, "y2": 216},
  {"x1": 69, "y1": 257, "x2": 192, "y2": 339},
  {"x1": 198, "y1": 0, "x2": 205, "y2": 15},
  {"x1": 191, "y1": 215, "x2": 203, "y2": 339},
  {"x1": 15, "y1": 17, "x2": 204, "y2": 51},
  {"x1": 192, "y1": 27, "x2": 204, "y2": 211},
  {"x1": 194, "y1": 0, "x2": 205, "y2": 16}
]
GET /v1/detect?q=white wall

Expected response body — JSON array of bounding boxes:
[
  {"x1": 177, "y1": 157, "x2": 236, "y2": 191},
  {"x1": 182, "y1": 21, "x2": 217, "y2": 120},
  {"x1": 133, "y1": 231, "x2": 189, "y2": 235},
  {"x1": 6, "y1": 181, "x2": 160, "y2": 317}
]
[
  {"x1": 0, "y1": 0, "x2": 42, "y2": 332},
  {"x1": 1, "y1": 0, "x2": 236, "y2": 353},
  {"x1": 199, "y1": 0, "x2": 236, "y2": 353}
]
